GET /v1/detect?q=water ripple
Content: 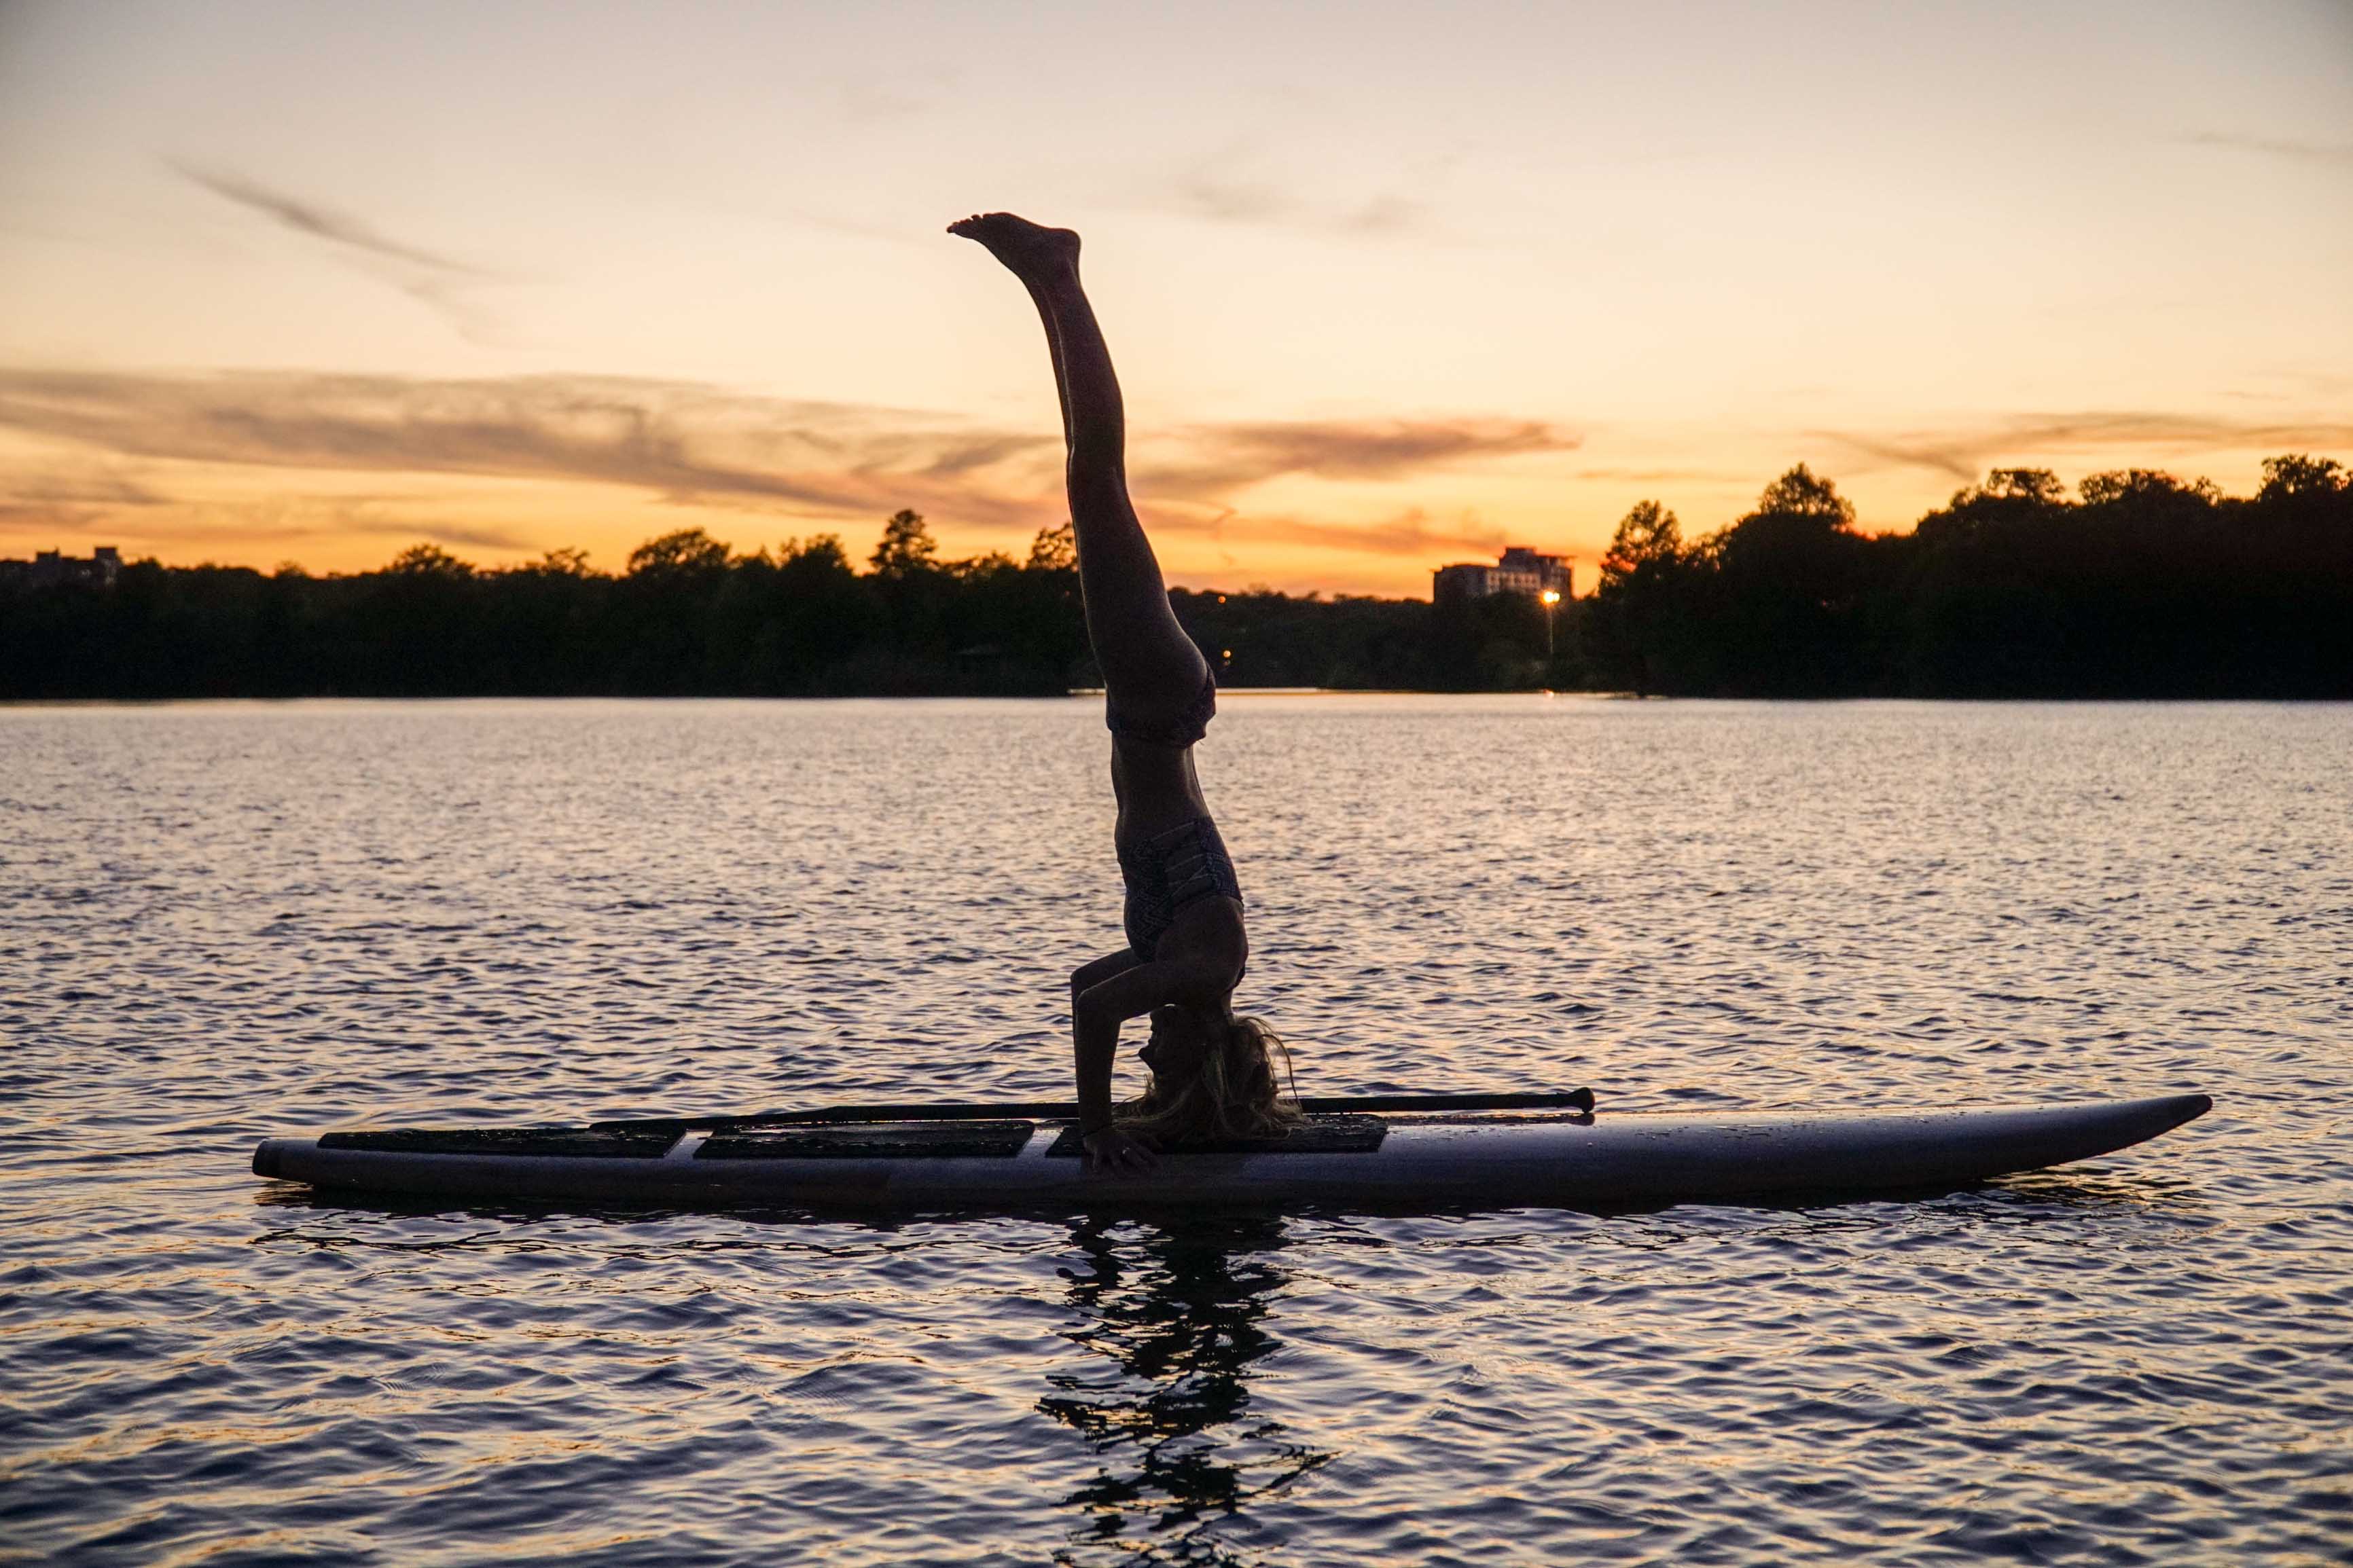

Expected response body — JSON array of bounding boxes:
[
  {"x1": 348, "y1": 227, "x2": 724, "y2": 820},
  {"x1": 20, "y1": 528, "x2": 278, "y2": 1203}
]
[{"x1": 2, "y1": 697, "x2": 2348, "y2": 1565}]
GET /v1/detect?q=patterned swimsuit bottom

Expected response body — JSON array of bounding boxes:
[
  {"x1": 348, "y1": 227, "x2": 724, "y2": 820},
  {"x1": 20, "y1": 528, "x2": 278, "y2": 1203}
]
[{"x1": 1117, "y1": 816, "x2": 1242, "y2": 959}]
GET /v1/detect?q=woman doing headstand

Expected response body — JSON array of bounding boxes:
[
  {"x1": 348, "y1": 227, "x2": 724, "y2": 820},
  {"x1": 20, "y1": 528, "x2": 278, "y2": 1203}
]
[{"x1": 950, "y1": 213, "x2": 1294, "y2": 1176}]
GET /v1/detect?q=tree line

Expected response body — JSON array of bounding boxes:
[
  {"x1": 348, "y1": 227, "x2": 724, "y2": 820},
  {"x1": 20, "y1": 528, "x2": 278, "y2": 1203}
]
[
  {"x1": 1581, "y1": 455, "x2": 2353, "y2": 697},
  {"x1": 1, "y1": 513, "x2": 1086, "y2": 699},
  {"x1": 3, "y1": 456, "x2": 2348, "y2": 699}
]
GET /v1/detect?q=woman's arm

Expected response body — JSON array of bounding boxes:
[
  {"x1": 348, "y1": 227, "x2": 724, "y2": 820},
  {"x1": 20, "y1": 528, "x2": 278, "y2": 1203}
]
[{"x1": 1071, "y1": 956, "x2": 1227, "y2": 1173}]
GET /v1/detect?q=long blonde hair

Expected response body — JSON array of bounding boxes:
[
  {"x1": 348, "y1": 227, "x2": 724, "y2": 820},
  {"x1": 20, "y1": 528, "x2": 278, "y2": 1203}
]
[{"x1": 1118, "y1": 1015, "x2": 1300, "y2": 1145}]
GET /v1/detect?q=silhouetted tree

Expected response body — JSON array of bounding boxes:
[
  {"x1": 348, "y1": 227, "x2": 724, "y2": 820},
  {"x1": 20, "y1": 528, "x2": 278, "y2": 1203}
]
[
  {"x1": 387, "y1": 543, "x2": 476, "y2": 578},
  {"x1": 2077, "y1": 469, "x2": 2219, "y2": 509},
  {"x1": 2259, "y1": 454, "x2": 2347, "y2": 502},
  {"x1": 1902, "y1": 470, "x2": 2074, "y2": 693},
  {"x1": 1704, "y1": 465, "x2": 1886, "y2": 695},
  {"x1": 612, "y1": 528, "x2": 733, "y2": 691},
  {"x1": 855, "y1": 510, "x2": 960, "y2": 680},
  {"x1": 1585, "y1": 500, "x2": 1702, "y2": 693},
  {"x1": 1027, "y1": 520, "x2": 1077, "y2": 571},
  {"x1": 358, "y1": 543, "x2": 485, "y2": 693},
  {"x1": 870, "y1": 509, "x2": 938, "y2": 577}
]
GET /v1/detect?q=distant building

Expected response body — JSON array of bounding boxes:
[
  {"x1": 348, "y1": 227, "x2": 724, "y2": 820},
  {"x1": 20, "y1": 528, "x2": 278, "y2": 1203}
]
[
  {"x1": 0, "y1": 547, "x2": 122, "y2": 589},
  {"x1": 1433, "y1": 547, "x2": 1573, "y2": 602}
]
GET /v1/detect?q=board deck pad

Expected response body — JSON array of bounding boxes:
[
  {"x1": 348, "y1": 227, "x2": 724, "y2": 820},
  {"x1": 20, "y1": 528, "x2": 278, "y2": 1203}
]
[
  {"x1": 698, "y1": 1120, "x2": 1037, "y2": 1161},
  {"x1": 1045, "y1": 1112, "x2": 1388, "y2": 1159},
  {"x1": 318, "y1": 1127, "x2": 677, "y2": 1159}
]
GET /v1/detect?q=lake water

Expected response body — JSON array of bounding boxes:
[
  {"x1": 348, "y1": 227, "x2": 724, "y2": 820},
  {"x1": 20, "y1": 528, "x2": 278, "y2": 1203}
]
[{"x1": 3, "y1": 695, "x2": 2348, "y2": 1566}]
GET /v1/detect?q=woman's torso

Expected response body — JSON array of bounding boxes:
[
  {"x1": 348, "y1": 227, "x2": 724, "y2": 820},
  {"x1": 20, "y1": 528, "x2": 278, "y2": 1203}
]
[
  {"x1": 1111, "y1": 740, "x2": 1246, "y2": 970},
  {"x1": 1110, "y1": 738, "x2": 1213, "y2": 841}
]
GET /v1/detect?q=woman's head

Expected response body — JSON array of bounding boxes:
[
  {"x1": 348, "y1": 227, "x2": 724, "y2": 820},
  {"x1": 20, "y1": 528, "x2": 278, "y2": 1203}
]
[{"x1": 1126, "y1": 1004, "x2": 1297, "y2": 1144}]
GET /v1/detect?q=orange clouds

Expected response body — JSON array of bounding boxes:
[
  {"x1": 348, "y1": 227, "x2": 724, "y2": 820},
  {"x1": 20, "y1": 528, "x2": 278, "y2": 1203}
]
[
  {"x1": 0, "y1": 369, "x2": 1573, "y2": 574},
  {"x1": 1812, "y1": 414, "x2": 2353, "y2": 486}
]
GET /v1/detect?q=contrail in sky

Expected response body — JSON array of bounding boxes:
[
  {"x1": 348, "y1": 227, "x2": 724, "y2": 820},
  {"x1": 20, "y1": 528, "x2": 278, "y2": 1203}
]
[{"x1": 167, "y1": 159, "x2": 502, "y2": 342}]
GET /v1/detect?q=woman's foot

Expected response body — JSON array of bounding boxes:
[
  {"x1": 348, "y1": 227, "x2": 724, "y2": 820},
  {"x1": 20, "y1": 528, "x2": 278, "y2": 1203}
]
[{"x1": 947, "y1": 212, "x2": 1079, "y2": 285}]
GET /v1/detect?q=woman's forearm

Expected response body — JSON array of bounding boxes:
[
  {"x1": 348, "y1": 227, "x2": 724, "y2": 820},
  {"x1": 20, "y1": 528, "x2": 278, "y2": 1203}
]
[
  {"x1": 1073, "y1": 1006, "x2": 1121, "y2": 1129},
  {"x1": 1070, "y1": 960, "x2": 1192, "y2": 1130}
]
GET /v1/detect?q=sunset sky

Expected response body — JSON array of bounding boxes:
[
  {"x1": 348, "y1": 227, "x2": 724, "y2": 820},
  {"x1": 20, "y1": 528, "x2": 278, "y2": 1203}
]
[{"x1": 2, "y1": 0, "x2": 2349, "y2": 595}]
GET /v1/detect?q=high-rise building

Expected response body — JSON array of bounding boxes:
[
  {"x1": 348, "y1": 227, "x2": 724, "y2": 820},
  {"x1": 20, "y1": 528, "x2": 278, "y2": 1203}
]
[
  {"x1": 0, "y1": 546, "x2": 122, "y2": 589},
  {"x1": 1433, "y1": 547, "x2": 1572, "y2": 602}
]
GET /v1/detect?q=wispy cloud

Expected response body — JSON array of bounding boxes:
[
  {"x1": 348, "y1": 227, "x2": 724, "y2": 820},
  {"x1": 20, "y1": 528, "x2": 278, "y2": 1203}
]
[
  {"x1": 0, "y1": 464, "x2": 168, "y2": 534},
  {"x1": 1814, "y1": 432, "x2": 1983, "y2": 484},
  {"x1": 1170, "y1": 172, "x2": 1298, "y2": 226},
  {"x1": 0, "y1": 502, "x2": 108, "y2": 531},
  {"x1": 1139, "y1": 418, "x2": 1572, "y2": 498},
  {"x1": 169, "y1": 161, "x2": 509, "y2": 343},
  {"x1": 243, "y1": 500, "x2": 539, "y2": 554},
  {"x1": 0, "y1": 369, "x2": 1049, "y2": 522},
  {"x1": 1, "y1": 467, "x2": 168, "y2": 509},
  {"x1": 0, "y1": 492, "x2": 539, "y2": 558},
  {"x1": 1333, "y1": 194, "x2": 1425, "y2": 236},
  {"x1": 0, "y1": 369, "x2": 1566, "y2": 558},
  {"x1": 1155, "y1": 149, "x2": 1435, "y2": 240},
  {"x1": 2186, "y1": 132, "x2": 2353, "y2": 170},
  {"x1": 1147, "y1": 503, "x2": 1507, "y2": 561},
  {"x1": 1573, "y1": 465, "x2": 1743, "y2": 484},
  {"x1": 171, "y1": 162, "x2": 485, "y2": 274},
  {"x1": 1811, "y1": 412, "x2": 2353, "y2": 484}
]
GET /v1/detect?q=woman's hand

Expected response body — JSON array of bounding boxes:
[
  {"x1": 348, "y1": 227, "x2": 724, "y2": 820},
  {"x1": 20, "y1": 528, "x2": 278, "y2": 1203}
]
[{"x1": 1082, "y1": 1125, "x2": 1158, "y2": 1177}]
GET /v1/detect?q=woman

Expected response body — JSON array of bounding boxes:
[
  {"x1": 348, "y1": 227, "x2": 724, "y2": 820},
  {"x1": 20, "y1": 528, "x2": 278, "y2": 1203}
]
[{"x1": 950, "y1": 212, "x2": 1295, "y2": 1175}]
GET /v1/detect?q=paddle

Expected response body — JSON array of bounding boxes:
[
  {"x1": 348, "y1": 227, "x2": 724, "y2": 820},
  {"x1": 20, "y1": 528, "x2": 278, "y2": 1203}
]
[{"x1": 590, "y1": 1087, "x2": 1595, "y2": 1135}]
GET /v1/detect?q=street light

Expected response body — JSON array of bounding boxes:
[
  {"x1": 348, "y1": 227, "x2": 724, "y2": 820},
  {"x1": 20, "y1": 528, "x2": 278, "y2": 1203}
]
[{"x1": 1539, "y1": 587, "x2": 1561, "y2": 674}]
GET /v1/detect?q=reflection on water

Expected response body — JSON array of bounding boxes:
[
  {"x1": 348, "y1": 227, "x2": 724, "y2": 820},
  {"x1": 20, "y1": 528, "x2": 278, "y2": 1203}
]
[
  {"x1": 1044, "y1": 1218, "x2": 1326, "y2": 1565},
  {"x1": 5, "y1": 697, "x2": 2350, "y2": 1565}
]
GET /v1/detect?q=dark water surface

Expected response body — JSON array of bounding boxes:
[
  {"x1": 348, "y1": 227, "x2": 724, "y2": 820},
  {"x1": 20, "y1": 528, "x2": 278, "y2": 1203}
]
[{"x1": 3, "y1": 696, "x2": 2348, "y2": 1566}]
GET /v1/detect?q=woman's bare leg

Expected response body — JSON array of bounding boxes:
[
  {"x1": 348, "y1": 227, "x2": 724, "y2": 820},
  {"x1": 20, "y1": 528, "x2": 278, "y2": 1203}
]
[{"x1": 950, "y1": 213, "x2": 1207, "y2": 727}]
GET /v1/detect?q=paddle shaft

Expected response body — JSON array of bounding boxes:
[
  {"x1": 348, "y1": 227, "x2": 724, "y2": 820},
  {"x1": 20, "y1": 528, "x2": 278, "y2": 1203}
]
[{"x1": 591, "y1": 1087, "x2": 1595, "y2": 1135}]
